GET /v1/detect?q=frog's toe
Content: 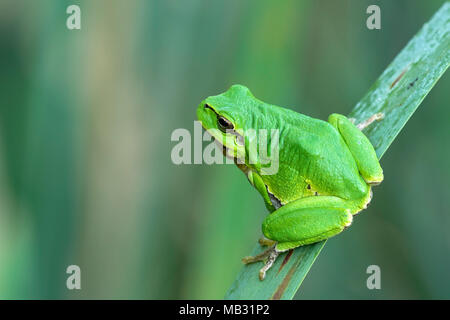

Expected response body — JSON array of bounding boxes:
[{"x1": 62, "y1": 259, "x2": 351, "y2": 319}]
[
  {"x1": 258, "y1": 248, "x2": 279, "y2": 280},
  {"x1": 258, "y1": 237, "x2": 277, "y2": 247},
  {"x1": 242, "y1": 245, "x2": 273, "y2": 264},
  {"x1": 242, "y1": 255, "x2": 258, "y2": 264},
  {"x1": 242, "y1": 245, "x2": 280, "y2": 280}
]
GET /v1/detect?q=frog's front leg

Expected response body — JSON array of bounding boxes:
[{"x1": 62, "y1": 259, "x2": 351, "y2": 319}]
[{"x1": 245, "y1": 196, "x2": 354, "y2": 280}]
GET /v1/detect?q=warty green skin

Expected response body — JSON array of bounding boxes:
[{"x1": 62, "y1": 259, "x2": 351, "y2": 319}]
[{"x1": 197, "y1": 84, "x2": 383, "y2": 252}]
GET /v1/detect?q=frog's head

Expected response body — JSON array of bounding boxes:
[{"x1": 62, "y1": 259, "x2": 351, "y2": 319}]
[{"x1": 197, "y1": 84, "x2": 256, "y2": 165}]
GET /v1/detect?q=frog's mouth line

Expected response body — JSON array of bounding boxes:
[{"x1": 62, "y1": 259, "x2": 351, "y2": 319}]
[
  {"x1": 210, "y1": 133, "x2": 251, "y2": 176},
  {"x1": 212, "y1": 137, "x2": 233, "y2": 160},
  {"x1": 212, "y1": 132, "x2": 240, "y2": 162},
  {"x1": 199, "y1": 120, "x2": 245, "y2": 163}
]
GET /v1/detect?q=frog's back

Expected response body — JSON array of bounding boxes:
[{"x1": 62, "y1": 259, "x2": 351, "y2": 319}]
[{"x1": 255, "y1": 103, "x2": 369, "y2": 204}]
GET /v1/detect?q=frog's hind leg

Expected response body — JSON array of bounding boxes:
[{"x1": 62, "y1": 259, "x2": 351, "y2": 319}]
[
  {"x1": 247, "y1": 196, "x2": 356, "y2": 280},
  {"x1": 242, "y1": 244, "x2": 280, "y2": 280},
  {"x1": 328, "y1": 113, "x2": 384, "y2": 185}
]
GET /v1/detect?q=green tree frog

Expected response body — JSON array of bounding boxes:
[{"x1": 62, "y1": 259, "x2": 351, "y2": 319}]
[{"x1": 197, "y1": 85, "x2": 384, "y2": 280}]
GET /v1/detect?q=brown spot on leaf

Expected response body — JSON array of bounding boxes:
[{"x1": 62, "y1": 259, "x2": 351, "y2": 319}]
[
  {"x1": 277, "y1": 249, "x2": 294, "y2": 274},
  {"x1": 272, "y1": 255, "x2": 299, "y2": 300},
  {"x1": 390, "y1": 68, "x2": 407, "y2": 89}
]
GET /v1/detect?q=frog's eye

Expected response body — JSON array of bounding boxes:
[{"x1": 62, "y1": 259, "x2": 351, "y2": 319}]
[{"x1": 217, "y1": 116, "x2": 234, "y2": 132}]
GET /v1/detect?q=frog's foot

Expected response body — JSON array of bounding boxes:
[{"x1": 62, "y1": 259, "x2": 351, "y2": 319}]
[
  {"x1": 242, "y1": 244, "x2": 279, "y2": 280},
  {"x1": 258, "y1": 237, "x2": 277, "y2": 247},
  {"x1": 356, "y1": 112, "x2": 384, "y2": 130}
]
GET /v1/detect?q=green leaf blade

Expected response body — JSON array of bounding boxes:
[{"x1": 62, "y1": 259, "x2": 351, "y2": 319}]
[
  {"x1": 350, "y1": 2, "x2": 450, "y2": 158},
  {"x1": 225, "y1": 2, "x2": 450, "y2": 300}
]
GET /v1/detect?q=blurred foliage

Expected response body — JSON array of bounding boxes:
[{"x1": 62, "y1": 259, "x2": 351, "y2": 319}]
[{"x1": 0, "y1": 0, "x2": 448, "y2": 299}]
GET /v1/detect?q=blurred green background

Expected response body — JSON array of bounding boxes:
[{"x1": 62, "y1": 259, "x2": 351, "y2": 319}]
[{"x1": 0, "y1": 0, "x2": 448, "y2": 299}]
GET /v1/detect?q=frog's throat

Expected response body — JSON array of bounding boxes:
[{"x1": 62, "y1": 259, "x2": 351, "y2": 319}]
[{"x1": 217, "y1": 138, "x2": 248, "y2": 170}]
